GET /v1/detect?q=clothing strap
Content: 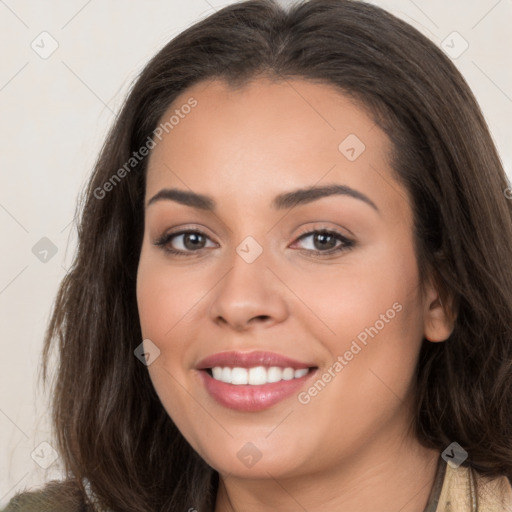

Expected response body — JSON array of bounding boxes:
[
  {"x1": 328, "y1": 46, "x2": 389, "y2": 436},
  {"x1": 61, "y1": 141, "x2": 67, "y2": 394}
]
[{"x1": 423, "y1": 455, "x2": 448, "y2": 512}]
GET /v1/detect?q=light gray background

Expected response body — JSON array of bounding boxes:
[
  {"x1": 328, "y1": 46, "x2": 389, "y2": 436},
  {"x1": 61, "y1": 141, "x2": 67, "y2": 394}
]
[{"x1": 1, "y1": 0, "x2": 511, "y2": 504}]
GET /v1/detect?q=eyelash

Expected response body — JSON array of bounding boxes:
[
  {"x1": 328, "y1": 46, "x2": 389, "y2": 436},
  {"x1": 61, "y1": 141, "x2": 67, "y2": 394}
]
[{"x1": 153, "y1": 227, "x2": 355, "y2": 258}]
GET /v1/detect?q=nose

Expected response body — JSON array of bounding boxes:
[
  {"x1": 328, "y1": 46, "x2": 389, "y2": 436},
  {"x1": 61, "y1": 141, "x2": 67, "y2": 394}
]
[{"x1": 208, "y1": 247, "x2": 289, "y2": 331}]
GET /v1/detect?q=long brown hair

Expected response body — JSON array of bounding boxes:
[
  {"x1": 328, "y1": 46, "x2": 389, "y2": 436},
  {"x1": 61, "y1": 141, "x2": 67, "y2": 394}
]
[{"x1": 39, "y1": 0, "x2": 512, "y2": 510}]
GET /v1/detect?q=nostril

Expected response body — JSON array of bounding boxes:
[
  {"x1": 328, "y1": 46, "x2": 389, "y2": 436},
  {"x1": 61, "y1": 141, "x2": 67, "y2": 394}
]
[{"x1": 253, "y1": 315, "x2": 270, "y2": 322}]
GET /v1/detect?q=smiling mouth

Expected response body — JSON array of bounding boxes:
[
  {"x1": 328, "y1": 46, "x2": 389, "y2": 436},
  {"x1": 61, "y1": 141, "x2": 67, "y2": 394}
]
[{"x1": 204, "y1": 366, "x2": 317, "y2": 385}]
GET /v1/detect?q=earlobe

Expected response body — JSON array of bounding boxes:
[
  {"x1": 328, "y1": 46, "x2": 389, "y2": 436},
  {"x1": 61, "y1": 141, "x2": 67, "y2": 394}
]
[{"x1": 423, "y1": 295, "x2": 455, "y2": 343}]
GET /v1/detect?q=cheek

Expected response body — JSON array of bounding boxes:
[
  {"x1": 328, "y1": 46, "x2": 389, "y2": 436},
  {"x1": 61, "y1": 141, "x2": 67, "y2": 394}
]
[
  {"x1": 137, "y1": 270, "x2": 172, "y2": 344},
  {"x1": 135, "y1": 244, "x2": 211, "y2": 393},
  {"x1": 135, "y1": 250, "x2": 196, "y2": 412},
  {"x1": 136, "y1": 252, "x2": 200, "y2": 429},
  {"x1": 286, "y1": 238, "x2": 422, "y2": 347},
  {"x1": 136, "y1": 246, "x2": 203, "y2": 341},
  {"x1": 340, "y1": 251, "x2": 423, "y2": 394},
  {"x1": 293, "y1": 242, "x2": 424, "y2": 408},
  {"x1": 292, "y1": 261, "x2": 423, "y2": 450}
]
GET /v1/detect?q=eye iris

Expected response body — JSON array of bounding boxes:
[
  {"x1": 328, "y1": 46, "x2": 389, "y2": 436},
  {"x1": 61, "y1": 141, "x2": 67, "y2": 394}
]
[
  {"x1": 184, "y1": 232, "x2": 205, "y2": 250},
  {"x1": 314, "y1": 232, "x2": 336, "y2": 250}
]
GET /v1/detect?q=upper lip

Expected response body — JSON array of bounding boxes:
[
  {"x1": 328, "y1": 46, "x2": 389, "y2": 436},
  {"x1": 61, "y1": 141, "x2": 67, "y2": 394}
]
[{"x1": 196, "y1": 351, "x2": 316, "y2": 370}]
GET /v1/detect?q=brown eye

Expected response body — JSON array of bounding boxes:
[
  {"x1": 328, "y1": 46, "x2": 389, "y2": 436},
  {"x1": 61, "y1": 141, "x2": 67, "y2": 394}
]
[
  {"x1": 312, "y1": 232, "x2": 337, "y2": 250},
  {"x1": 154, "y1": 229, "x2": 216, "y2": 255},
  {"x1": 294, "y1": 229, "x2": 355, "y2": 255},
  {"x1": 181, "y1": 232, "x2": 206, "y2": 250}
]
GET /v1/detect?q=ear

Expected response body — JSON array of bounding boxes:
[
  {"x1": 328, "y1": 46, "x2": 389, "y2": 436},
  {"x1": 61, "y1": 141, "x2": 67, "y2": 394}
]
[{"x1": 422, "y1": 280, "x2": 455, "y2": 343}]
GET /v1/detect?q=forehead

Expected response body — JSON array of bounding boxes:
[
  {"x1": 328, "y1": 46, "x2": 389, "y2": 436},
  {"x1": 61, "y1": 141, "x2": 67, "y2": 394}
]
[{"x1": 145, "y1": 77, "x2": 403, "y2": 217}]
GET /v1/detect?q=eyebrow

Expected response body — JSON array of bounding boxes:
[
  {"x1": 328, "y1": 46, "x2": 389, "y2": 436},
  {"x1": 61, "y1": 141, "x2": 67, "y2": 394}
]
[{"x1": 146, "y1": 184, "x2": 379, "y2": 214}]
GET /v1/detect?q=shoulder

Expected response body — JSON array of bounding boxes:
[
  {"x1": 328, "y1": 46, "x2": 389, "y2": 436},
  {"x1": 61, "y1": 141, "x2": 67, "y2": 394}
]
[
  {"x1": 1, "y1": 479, "x2": 92, "y2": 512},
  {"x1": 475, "y1": 470, "x2": 512, "y2": 511},
  {"x1": 437, "y1": 462, "x2": 512, "y2": 511}
]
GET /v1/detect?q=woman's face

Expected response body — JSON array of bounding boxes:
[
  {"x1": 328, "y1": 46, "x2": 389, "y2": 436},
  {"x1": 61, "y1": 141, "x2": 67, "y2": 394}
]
[{"x1": 136, "y1": 77, "x2": 451, "y2": 479}]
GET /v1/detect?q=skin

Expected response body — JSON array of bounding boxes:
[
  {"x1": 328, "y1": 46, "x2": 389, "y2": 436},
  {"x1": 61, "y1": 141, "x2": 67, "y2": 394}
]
[{"x1": 136, "y1": 77, "x2": 454, "y2": 512}]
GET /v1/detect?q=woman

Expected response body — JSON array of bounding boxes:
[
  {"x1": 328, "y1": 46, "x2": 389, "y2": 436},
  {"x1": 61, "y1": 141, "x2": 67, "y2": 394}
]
[{"x1": 4, "y1": 0, "x2": 512, "y2": 510}]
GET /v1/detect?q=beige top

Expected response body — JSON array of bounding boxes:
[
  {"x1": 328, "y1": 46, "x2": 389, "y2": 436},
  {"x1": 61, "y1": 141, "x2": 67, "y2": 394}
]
[
  {"x1": 2, "y1": 458, "x2": 512, "y2": 511},
  {"x1": 424, "y1": 457, "x2": 512, "y2": 511}
]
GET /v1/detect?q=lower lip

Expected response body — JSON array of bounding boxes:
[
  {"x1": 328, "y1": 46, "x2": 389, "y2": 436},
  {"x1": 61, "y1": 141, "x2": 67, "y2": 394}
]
[{"x1": 198, "y1": 369, "x2": 316, "y2": 412}]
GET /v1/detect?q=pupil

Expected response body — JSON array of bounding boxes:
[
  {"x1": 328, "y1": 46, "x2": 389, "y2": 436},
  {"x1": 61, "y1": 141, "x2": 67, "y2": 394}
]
[
  {"x1": 184, "y1": 233, "x2": 204, "y2": 250},
  {"x1": 315, "y1": 233, "x2": 335, "y2": 250}
]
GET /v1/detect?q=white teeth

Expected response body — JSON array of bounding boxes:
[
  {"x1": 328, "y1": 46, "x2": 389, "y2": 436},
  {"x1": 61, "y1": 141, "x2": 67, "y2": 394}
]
[
  {"x1": 231, "y1": 367, "x2": 248, "y2": 385},
  {"x1": 221, "y1": 367, "x2": 232, "y2": 383},
  {"x1": 267, "y1": 366, "x2": 282, "y2": 383},
  {"x1": 294, "y1": 368, "x2": 309, "y2": 378},
  {"x1": 282, "y1": 367, "x2": 295, "y2": 380},
  {"x1": 210, "y1": 366, "x2": 311, "y2": 385},
  {"x1": 248, "y1": 366, "x2": 267, "y2": 385}
]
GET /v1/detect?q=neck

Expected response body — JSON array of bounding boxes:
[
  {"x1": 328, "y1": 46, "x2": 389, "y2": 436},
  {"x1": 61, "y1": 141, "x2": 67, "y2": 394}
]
[{"x1": 214, "y1": 434, "x2": 440, "y2": 512}]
